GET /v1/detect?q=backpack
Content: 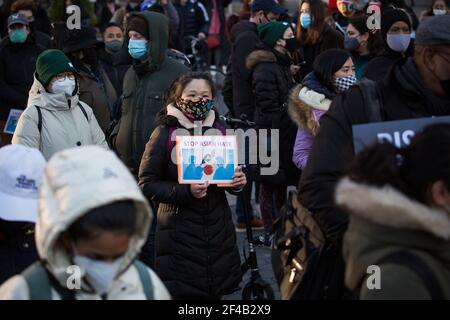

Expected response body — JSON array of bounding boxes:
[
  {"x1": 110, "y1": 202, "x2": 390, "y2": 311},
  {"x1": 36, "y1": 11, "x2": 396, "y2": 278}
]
[
  {"x1": 270, "y1": 80, "x2": 385, "y2": 300},
  {"x1": 22, "y1": 260, "x2": 154, "y2": 300},
  {"x1": 35, "y1": 103, "x2": 89, "y2": 133}
]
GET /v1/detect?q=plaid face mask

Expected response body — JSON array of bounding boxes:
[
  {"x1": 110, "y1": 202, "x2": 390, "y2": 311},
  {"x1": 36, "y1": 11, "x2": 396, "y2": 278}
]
[
  {"x1": 176, "y1": 97, "x2": 214, "y2": 121},
  {"x1": 334, "y1": 75, "x2": 357, "y2": 93}
]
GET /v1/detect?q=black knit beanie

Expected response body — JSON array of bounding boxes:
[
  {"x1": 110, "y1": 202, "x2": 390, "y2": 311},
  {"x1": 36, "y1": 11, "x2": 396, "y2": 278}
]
[
  {"x1": 127, "y1": 16, "x2": 149, "y2": 40},
  {"x1": 381, "y1": 8, "x2": 412, "y2": 40}
]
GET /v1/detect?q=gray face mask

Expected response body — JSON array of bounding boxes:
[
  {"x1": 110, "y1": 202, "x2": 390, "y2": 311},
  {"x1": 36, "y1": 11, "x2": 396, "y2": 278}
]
[
  {"x1": 105, "y1": 39, "x2": 123, "y2": 53},
  {"x1": 344, "y1": 34, "x2": 360, "y2": 52}
]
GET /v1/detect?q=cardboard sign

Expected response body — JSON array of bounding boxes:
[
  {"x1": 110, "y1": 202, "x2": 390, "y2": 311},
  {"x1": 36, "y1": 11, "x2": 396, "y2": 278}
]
[
  {"x1": 352, "y1": 116, "x2": 450, "y2": 154},
  {"x1": 176, "y1": 135, "x2": 238, "y2": 185},
  {"x1": 3, "y1": 109, "x2": 23, "y2": 135}
]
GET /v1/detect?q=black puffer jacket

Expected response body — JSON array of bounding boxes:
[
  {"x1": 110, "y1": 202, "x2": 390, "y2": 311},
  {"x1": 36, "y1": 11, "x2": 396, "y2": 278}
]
[
  {"x1": 246, "y1": 46, "x2": 300, "y2": 186},
  {"x1": 0, "y1": 36, "x2": 46, "y2": 120},
  {"x1": 138, "y1": 109, "x2": 242, "y2": 299}
]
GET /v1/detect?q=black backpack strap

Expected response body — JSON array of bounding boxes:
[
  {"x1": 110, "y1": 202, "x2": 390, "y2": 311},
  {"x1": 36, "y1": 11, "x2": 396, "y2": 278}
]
[
  {"x1": 77, "y1": 103, "x2": 89, "y2": 122},
  {"x1": 378, "y1": 250, "x2": 444, "y2": 300},
  {"x1": 35, "y1": 106, "x2": 42, "y2": 133},
  {"x1": 134, "y1": 260, "x2": 154, "y2": 300},
  {"x1": 358, "y1": 78, "x2": 383, "y2": 123}
]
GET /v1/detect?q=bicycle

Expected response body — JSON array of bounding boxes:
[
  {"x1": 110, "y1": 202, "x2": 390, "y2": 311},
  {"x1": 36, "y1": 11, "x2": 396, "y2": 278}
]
[{"x1": 219, "y1": 114, "x2": 275, "y2": 301}]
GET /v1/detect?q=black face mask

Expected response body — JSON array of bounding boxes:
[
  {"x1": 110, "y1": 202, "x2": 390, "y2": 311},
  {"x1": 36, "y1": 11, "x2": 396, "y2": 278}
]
[
  {"x1": 284, "y1": 38, "x2": 301, "y2": 53},
  {"x1": 441, "y1": 79, "x2": 450, "y2": 98}
]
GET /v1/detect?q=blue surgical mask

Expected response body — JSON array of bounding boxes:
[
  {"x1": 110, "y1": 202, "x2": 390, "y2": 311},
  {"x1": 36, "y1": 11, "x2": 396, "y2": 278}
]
[
  {"x1": 128, "y1": 39, "x2": 148, "y2": 60},
  {"x1": 386, "y1": 33, "x2": 411, "y2": 53},
  {"x1": 300, "y1": 14, "x2": 312, "y2": 29},
  {"x1": 9, "y1": 27, "x2": 27, "y2": 43},
  {"x1": 344, "y1": 34, "x2": 360, "y2": 51}
]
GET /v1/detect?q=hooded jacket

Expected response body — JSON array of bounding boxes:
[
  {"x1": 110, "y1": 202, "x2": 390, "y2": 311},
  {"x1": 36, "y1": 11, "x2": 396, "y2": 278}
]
[
  {"x1": 111, "y1": 11, "x2": 188, "y2": 174},
  {"x1": 246, "y1": 46, "x2": 300, "y2": 186},
  {"x1": 336, "y1": 178, "x2": 450, "y2": 299},
  {"x1": 288, "y1": 83, "x2": 332, "y2": 170},
  {"x1": 12, "y1": 75, "x2": 108, "y2": 160},
  {"x1": 0, "y1": 146, "x2": 170, "y2": 300},
  {"x1": 138, "y1": 106, "x2": 242, "y2": 299}
]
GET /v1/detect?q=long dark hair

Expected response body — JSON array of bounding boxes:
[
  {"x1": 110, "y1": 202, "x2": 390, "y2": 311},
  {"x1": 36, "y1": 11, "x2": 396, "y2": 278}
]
[
  {"x1": 313, "y1": 48, "x2": 352, "y2": 92},
  {"x1": 297, "y1": 0, "x2": 326, "y2": 45},
  {"x1": 348, "y1": 13, "x2": 383, "y2": 55},
  {"x1": 347, "y1": 123, "x2": 450, "y2": 204}
]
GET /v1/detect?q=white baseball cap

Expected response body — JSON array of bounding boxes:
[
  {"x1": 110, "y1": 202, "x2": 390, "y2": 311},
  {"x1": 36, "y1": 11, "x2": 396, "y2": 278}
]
[{"x1": 0, "y1": 144, "x2": 46, "y2": 223}]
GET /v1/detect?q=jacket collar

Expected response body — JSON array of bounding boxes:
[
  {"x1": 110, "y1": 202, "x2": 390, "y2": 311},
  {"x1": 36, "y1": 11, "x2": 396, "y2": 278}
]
[
  {"x1": 166, "y1": 104, "x2": 216, "y2": 129},
  {"x1": 336, "y1": 178, "x2": 450, "y2": 240}
]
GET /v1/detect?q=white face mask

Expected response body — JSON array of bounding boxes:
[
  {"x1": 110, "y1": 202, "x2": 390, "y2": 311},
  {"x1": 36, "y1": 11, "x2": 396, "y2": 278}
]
[
  {"x1": 51, "y1": 77, "x2": 76, "y2": 96},
  {"x1": 433, "y1": 9, "x2": 447, "y2": 15},
  {"x1": 73, "y1": 254, "x2": 125, "y2": 295}
]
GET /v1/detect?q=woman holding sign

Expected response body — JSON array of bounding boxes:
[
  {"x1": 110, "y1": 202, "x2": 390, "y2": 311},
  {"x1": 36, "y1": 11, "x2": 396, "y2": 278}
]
[{"x1": 138, "y1": 72, "x2": 245, "y2": 299}]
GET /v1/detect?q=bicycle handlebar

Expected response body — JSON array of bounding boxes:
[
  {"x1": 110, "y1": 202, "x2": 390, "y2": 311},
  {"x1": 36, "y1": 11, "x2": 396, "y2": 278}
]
[{"x1": 219, "y1": 115, "x2": 256, "y2": 128}]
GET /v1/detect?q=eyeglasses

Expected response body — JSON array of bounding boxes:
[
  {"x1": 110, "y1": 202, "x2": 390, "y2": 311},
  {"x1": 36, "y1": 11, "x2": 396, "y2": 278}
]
[{"x1": 52, "y1": 73, "x2": 75, "y2": 82}]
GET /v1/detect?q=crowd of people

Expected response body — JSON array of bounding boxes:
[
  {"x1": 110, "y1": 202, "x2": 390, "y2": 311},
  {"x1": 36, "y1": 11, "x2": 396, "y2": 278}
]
[{"x1": 0, "y1": 0, "x2": 449, "y2": 300}]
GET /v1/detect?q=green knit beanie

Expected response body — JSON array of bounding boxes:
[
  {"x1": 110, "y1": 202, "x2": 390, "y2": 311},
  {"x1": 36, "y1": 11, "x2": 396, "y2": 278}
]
[
  {"x1": 36, "y1": 49, "x2": 77, "y2": 87},
  {"x1": 257, "y1": 21, "x2": 291, "y2": 48}
]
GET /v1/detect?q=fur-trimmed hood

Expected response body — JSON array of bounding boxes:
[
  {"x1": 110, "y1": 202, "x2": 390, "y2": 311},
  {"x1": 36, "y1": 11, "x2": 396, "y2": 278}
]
[
  {"x1": 288, "y1": 84, "x2": 331, "y2": 135},
  {"x1": 336, "y1": 178, "x2": 450, "y2": 291},
  {"x1": 336, "y1": 178, "x2": 450, "y2": 240},
  {"x1": 245, "y1": 49, "x2": 277, "y2": 71}
]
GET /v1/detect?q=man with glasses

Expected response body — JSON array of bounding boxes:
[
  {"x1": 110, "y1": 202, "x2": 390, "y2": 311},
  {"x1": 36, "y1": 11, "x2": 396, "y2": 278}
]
[{"x1": 297, "y1": 14, "x2": 450, "y2": 299}]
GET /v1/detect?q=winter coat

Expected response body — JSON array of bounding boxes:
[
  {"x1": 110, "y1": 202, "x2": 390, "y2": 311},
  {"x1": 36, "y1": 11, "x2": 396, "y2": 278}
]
[
  {"x1": 353, "y1": 53, "x2": 374, "y2": 81},
  {"x1": 178, "y1": 0, "x2": 209, "y2": 51},
  {"x1": 230, "y1": 20, "x2": 258, "y2": 120},
  {"x1": 12, "y1": 76, "x2": 108, "y2": 160},
  {"x1": 336, "y1": 178, "x2": 450, "y2": 299},
  {"x1": 288, "y1": 84, "x2": 331, "y2": 170},
  {"x1": 299, "y1": 57, "x2": 450, "y2": 245},
  {"x1": 73, "y1": 61, "x2": 117, "y2": 133},
  {"x1": 364, "y1": 42, "x2": 414, "y2": 81},
  {"x1": 0, "y1": 146, "x2": 170, "y2": 300},
  {"x1": 246, "y1": 47, "x2": 300, "y2": 186},
  {"x1": 138, "y1": 106, "x2": 242, "y2": 299},
  {"x1": 99, "y1": 49, "x2": 130, "y2": 97},
  {"x1": 0, "y1": 36, "x2": 46, "y2": 121},
  {"x1": 297, "y1": 24, "x2": 344, "y2": 78},
  {"x1": 111, "y1": 11, "x2": 188, "y2": 174},
  {"x1": 297, "y1": 58, "x2": 450, "y2": 298}
]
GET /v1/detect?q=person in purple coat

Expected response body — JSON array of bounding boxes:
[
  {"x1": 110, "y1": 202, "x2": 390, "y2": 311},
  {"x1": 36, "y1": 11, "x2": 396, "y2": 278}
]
[{"x1": 288, "y1": 49, "x2": 356, "y2": 170}]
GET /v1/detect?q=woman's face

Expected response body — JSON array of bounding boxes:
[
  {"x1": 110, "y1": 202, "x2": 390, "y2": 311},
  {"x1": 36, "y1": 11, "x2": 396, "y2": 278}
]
[
  {"x1": 282, "y1": 27, "x2": 294, "y2": 40},
  {"x1": 47, "y1": 72, "x2": 75, "y2": 92},
  {"x1": 433, "y1": 0, "x2": 448, "y2": 11},
  {"x1": 347, "y1": 23, "x2": 369, "y2": 51},
  {"x1": 334, "y1": 57, "x2": 355, "y2": 78},
  {"x1": 387, "y1": 21, "x2": 410, "y2": 35},
  {"x1": 71, "y1": 231, "x2": 130, "y2": 263},
  {"x1": 181, "y1": 79, "x2": 213, "y2": 102},
  {"x1": 300, "y1": 2, "x2": 310, "y2": 15}
]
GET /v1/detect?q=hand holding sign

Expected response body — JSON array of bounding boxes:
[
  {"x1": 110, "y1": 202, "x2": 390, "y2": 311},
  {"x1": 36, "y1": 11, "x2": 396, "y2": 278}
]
[
  {"x1": 230, "y1": 166, "x2": 247, "y2": 189},
  {"x1": 190, "y1": 182, "x2": 209, "y2": 199}
]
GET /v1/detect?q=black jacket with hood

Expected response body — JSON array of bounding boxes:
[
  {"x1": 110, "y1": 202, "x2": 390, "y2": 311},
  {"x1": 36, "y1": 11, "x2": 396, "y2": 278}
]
[
  {"x1": 111, "y1": 11, "x2": 188, "y2": 174},
  {"x1": 138, "y1": 106, "x2": 242, "y2": 299}
]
